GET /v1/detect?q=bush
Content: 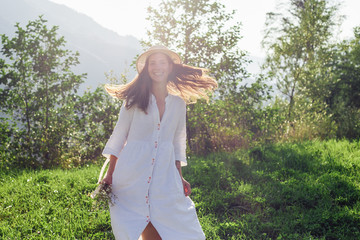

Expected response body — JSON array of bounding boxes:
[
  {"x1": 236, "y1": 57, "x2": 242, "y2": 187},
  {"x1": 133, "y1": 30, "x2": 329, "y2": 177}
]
[{"x1": 187, "y1": 78, "x2": 273, "y2": 155}]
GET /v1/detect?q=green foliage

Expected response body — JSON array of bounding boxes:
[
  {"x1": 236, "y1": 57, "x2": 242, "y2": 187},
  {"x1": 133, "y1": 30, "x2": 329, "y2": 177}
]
[
  {"x1": 60, "y1": 85, "x2": 122, "y2": 168},
  {"x1": 187, "y1": 78, "x2": 273, "y2": 154},
  {"x1": 263, "y1": 95, "x2": 337, "y2": 142},
  {"x1": 2, "y1": 140, "x2": 360, "y2": 239},
  {"x1": 145, "y1": 0, "x2": 273, "y2": 154},
  {"x1": 327, "y1": 26, "x2": 360, "y2": 138},
  {"x1": 144, "y1": 0, "x2": 249, "y2": 97},
  {"x1": 0, "y1": 17, "x2": 127, "y2": 169},
  {"x1": 260, "y1": 0, "x2": 359, "y2": 142},
  {"x1": 56, "y1": 70, "x2": 127, "y2": 168},
  {"x1": 262, "y1": 0, "x2": 341, "y2": 121},
  {"x1": 0, "y1": 120, "x2": 18, "y2": 170},
  {"x1": 0, "y1": 16, "x2": 86, "y2": 168}
]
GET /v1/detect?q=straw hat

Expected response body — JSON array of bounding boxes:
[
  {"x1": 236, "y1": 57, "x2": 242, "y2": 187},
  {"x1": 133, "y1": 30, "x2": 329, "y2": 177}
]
[{"x1": 136, "y1": 45, "x2": 182, "y2": 73}]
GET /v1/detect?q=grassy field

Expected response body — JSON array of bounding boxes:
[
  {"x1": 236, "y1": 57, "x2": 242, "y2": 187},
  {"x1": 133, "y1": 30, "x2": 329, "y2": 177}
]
[{"x1": 1, "y1": 139, "x2": 360, "y2": 239}]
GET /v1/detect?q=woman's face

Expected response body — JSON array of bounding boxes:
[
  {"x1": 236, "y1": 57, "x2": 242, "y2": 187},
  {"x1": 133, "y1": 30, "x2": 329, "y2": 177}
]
[{"x1": 147, "y1": 53, "x2": 173, "y2": 84}]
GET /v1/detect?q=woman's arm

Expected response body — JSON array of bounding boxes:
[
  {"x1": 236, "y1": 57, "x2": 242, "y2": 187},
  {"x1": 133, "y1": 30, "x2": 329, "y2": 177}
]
[
  {"x1": 176, "y1": 160, "x2": 191, "y2": 196},
  {"x1": 173, "y1": 100, "x2": 190, "y2": 196},
  {"x1": 101, "y1": 103, "x2": 134, "y2": 185},
  {"x1": 102, "y1": 154, "x2": 118, "y2": 185},
  {"x1": 173, "y1": 101, "x2": 187, "y2": 166},
  {"x1": 102, "y1": 102, "x2": 134, "y2": 160}
]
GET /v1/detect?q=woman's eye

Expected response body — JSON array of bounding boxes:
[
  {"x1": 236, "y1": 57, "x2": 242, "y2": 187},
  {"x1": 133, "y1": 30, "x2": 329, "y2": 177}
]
[{"x1": 149, "y1": 60, "x2": 167, "y2": 66}]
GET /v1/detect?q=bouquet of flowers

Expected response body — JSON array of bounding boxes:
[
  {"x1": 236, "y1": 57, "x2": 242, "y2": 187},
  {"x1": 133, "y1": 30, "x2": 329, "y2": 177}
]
[
  {"x1": 90, "y1": 182, "x2": 116, "y2": 209},
  {"x1": 90, "y1": 158, "x2": 116, "y2": 209}
]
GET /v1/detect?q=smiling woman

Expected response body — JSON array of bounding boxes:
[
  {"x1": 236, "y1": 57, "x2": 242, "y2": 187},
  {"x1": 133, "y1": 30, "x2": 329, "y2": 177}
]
[
  {"x1": 101, "y1": 45, "x2": 217, "y2": 240},
  {"x1": 105, "y1": 46, "x2": 217, "y2": 111}
]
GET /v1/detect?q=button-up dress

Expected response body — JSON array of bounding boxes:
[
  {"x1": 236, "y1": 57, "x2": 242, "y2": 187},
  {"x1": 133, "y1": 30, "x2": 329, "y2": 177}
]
[{"x1": 102, "y1": 94, "x2": 205, "y2": 240}]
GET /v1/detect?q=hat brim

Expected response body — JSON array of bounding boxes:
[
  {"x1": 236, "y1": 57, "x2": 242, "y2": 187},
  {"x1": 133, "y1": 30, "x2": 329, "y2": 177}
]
[{"x1": 136, "y1": 48, "x2": 181, "y2": 73}]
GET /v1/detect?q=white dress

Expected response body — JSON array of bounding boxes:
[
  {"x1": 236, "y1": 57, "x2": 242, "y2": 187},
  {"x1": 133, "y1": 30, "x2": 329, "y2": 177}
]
[{"x1": 102, "y1": 94, "x2": 205, "y2": 240}]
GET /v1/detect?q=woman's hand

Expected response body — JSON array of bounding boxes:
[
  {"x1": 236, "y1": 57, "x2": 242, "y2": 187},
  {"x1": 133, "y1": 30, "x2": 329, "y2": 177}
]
[
  {"x1": 101, "y1": 173, "x2": 113, "y2": 185},
  {"x1": 182, "y1": 178, "x2": 191, "y2": 196},
  {"x1": 100, "y1": 155, "x2": 117, "y2": 185}
]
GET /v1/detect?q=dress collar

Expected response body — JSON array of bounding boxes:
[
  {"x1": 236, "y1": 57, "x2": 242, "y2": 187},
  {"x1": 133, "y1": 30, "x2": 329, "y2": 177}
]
[{"x1": 151, "y1": 93, "x2": 171, "y2": 103}]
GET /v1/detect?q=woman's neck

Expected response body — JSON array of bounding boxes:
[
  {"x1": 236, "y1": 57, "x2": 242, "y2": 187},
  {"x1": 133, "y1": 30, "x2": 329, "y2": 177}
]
[{"x1": 152, "y1": 83, "x2": 168, "y2": 100}]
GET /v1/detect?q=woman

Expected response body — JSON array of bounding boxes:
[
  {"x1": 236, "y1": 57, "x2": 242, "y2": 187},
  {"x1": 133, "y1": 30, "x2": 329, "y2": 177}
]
[{"x1": 101, "y1": 46, "x2": 217, "y2": 240}]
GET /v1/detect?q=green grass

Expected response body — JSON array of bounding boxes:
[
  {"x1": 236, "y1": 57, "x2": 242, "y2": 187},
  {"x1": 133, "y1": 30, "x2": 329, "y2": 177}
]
[
  {"x1": 1, "y1": 139, "x2": 360, "y2": 239},
  {"x1": 0, "y1": 164, "x2": 112, "y2": 239},
  {"x1": 185, "y1": 139, "x2": 360, "y2": 239}
]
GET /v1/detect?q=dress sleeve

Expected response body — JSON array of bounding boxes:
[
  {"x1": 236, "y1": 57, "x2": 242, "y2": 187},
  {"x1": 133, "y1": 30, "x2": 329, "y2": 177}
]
[
  {"x1": 102, "y1": 102, "x2": 134, "y2": 159},
  {"x1": 173, "y1": 100, "x2": 187, "y2": 166}
]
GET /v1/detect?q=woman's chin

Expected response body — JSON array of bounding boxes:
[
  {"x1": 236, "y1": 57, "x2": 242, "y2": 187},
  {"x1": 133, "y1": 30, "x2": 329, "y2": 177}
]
[{"x1": 151, "y1": 77, "x2": 168, "y2": 84}]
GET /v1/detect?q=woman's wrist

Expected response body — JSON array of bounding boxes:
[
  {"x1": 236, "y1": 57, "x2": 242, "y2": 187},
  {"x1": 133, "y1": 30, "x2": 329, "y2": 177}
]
[{"x1": 175, "y1": 160, "x2": 183, "y2": 178}]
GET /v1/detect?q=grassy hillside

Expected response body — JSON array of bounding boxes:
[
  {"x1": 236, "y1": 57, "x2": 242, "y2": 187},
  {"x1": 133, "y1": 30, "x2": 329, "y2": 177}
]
[{"x1": 1, "y1": 139, "x2": 360, "y2": 239}]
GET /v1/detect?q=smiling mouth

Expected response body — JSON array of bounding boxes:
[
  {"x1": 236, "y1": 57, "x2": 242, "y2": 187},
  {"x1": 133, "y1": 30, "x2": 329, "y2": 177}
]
[{"x1": 153, "y1": 72, "x2": 164, "y2": 77}]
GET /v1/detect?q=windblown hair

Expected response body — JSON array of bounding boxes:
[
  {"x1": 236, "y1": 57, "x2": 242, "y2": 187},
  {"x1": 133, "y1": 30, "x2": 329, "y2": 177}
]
[{"x1": 105, "y1": 56, "x2": 217, "y2": 113}]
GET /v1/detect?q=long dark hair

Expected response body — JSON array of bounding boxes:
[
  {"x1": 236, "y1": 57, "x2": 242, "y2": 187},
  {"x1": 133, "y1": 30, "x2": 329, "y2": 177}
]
[{"x1": 105, "y1": 54, "x2": 217, "y2": 113}]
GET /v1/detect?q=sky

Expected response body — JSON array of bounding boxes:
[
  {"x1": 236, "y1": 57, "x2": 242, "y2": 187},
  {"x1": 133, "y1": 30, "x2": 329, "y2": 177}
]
[{"x1": 49, "y1": 0, "x2": 360, "y2": 58}]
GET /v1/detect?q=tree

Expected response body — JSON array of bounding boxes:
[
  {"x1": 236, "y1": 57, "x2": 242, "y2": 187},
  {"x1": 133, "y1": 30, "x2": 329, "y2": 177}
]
[
  {"x1": 262, "y1": 0, "x2": 342, "y2": 121},
  {"x1": 66, "y1": 71, "x2": 126, "y2": 166},
  {"x1": 144, "y1": 0, "x2": 249, "y2": 99},
  {"x1": 144, "y1": 0, "x2": 271, "y2": 153},
  {"x1": 0, "y1": 16, "x2": 86, "y2": 168},
  {"x1": 327, "y1": 26, "x2": 360, "y2": 138}
]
